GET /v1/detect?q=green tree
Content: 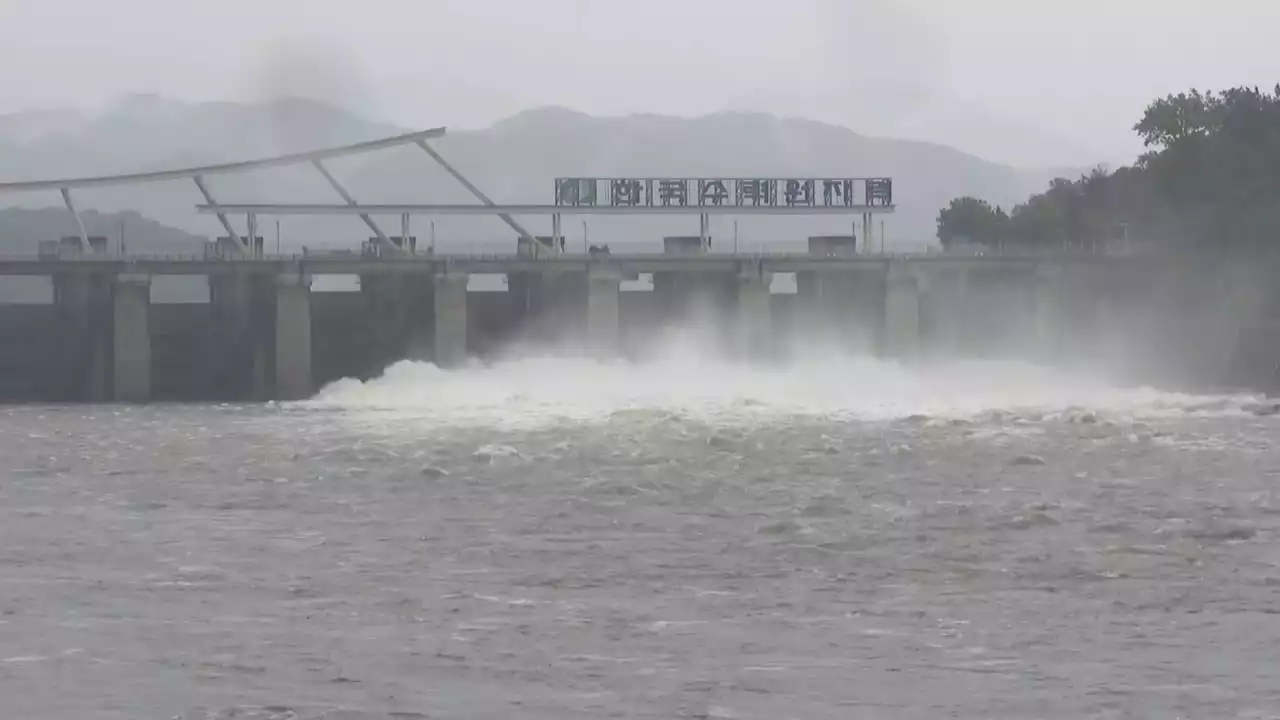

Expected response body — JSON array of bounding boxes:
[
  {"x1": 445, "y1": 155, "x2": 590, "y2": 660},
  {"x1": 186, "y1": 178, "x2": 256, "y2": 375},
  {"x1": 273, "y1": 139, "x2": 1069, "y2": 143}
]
[
  {"x1": 942, "y1": 84, "x2": 1280, "y2": 256},
  {"x1": 1139, "y1": 85, "x2": 1280, "y2": 252},
  {"x1": 1133, "y1": 89, "x2": 1218, "y2": 151},
  {"x1": 936, "y1": 196, "x2": 1009, "y2": 248}
]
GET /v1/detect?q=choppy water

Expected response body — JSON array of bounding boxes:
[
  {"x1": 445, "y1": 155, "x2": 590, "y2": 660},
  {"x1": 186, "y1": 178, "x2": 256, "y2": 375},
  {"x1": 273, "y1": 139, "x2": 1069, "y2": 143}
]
[{"x1": 4, "y1": 354, "x2": 1280, "y2": 719}]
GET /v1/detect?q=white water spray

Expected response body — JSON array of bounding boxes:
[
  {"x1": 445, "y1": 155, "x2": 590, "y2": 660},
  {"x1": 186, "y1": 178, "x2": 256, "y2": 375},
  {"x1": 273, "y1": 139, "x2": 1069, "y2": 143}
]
[{"x1": 303, "y1": 333, "x2": 1256, "y2": 427}]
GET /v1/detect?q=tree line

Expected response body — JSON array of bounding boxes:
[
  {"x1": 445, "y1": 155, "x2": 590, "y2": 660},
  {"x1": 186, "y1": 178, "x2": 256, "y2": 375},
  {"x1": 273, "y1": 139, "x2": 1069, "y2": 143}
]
[{"x1": 937, "y1": 85, "x2": 1280, "y2": 255}]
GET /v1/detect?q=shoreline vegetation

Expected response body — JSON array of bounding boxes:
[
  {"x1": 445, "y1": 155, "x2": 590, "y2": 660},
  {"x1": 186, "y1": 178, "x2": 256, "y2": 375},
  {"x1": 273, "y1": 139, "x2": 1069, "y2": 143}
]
[{"x1": 938, "y1": 85, "x2": 1280, "y2": 256}]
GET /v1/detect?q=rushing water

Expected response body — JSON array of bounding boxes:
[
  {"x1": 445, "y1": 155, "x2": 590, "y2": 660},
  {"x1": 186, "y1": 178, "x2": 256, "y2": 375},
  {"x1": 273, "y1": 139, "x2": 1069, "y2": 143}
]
[{"x1": 3, "y1": 352, "x2": 1280, "y2": 719}]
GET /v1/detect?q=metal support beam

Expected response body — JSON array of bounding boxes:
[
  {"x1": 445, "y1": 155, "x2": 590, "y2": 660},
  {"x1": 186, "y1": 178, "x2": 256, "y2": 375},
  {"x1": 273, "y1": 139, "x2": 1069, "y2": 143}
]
[
  {"x1": 699, "y1": 213, "x2": 710, "y2": 253},
  {"x1": 192, "y1": 175, "x2": 246, "y2": 253},
  {"x1": 59, "y1": 187, "x2": 90, "y2": 250},
  {"x1": 552, "y1": 213, "x2": 562, "y2": 254},
  {"x1": 247, "y1": 212, "x2": 258, "y2": 257},
  {"x1": 196, "y1": 202, "x2": 897, "y2": 217},
  {"x1": 311, "y1": 159, "x2": 395, "y2": 252},
  {"x1": 1, "y1": 127, "x2": 447, "y2": 194},
  {"x1": 414, "y1": 139, "x2": 535, "y2": 242},
  {"x1": 401, "y1": 213, "x2": 411, "y2": 253}
]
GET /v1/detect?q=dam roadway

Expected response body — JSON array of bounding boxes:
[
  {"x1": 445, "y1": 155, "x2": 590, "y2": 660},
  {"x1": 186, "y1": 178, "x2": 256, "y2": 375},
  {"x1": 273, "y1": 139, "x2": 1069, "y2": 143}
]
[{"x1": 0, "y1": 250, "x2": 1137, "y2": 276}]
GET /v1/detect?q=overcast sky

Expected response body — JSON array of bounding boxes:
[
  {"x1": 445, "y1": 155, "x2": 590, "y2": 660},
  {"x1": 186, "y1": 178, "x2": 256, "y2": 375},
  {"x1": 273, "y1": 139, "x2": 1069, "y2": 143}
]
[{"x1": 2, "y1": 0, "x2": 1278, "y2": 166}]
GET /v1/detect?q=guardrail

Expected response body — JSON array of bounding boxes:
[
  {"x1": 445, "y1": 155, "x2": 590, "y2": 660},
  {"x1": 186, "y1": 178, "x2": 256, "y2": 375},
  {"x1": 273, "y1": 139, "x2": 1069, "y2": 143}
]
[{"x1": 0, "y1": 248, "x2": 1152, "y2": 263}]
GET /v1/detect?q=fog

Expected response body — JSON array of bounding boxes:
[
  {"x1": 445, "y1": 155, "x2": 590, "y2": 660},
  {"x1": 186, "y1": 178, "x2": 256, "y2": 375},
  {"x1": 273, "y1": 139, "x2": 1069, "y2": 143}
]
[
  {"x1": 306, "y1": 251, "x2": 1280, "y2": 409},
  {"x1": 4, "y1": 0, "x2": 1280, "y2": 168}
]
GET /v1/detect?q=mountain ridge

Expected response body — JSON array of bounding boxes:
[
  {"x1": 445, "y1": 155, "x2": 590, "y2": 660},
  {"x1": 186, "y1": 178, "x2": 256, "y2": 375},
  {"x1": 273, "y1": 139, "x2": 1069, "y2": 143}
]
[{"x1": 0, "y1": 97, "x2": 1088, "y2": 252}]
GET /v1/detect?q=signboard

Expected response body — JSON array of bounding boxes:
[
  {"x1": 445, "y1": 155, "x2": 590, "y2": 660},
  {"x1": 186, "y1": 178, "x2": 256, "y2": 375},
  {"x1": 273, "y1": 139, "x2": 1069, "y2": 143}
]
[
  {"x1": 554, "y1": 178, "x2": 599, "y2": 207},
  {"x1": 554, "y1": 177, "x2": 892, "y2": 208}
]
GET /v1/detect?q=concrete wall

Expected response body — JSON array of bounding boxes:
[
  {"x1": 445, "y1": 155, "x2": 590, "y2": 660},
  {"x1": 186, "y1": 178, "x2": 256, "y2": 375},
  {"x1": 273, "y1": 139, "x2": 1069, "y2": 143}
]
[
  {"x1": 5, "y1": 257, "x2": 1280, "y2": 402},
  {"x1": 154, "y1": 305, "x2": 213, "y2": 399},
  {"x1": 0, "y1": 305, "x2": 62, "y2": 401},
  {"x1": 311, "y1": 292, "x2": 376, "y2": 388}
]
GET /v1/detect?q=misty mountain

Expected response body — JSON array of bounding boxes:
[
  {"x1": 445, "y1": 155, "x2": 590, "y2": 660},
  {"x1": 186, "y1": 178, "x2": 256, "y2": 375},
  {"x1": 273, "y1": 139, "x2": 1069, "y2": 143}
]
[
  {"x1": 726, "y1": 87, "x2": 1102, "y2": 170},
  {"x1": 0, "y1": 96, "x2": 1075, "y2": 253},
  {"x1": 0, "y1": 207, "x2": 205, "y2": 253},
  {"x1": 0, "y1": 207, "x2": 206, "y2": 303},
  {"x1": 878, "y1": 97, "x2": 1101, "y2": 171}
]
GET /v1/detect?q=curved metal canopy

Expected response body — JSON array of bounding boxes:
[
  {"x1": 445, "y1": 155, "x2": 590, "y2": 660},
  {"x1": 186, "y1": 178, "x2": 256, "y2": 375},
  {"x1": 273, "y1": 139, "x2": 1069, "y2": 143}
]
[
  {"x1": 0, "y1": 126, "x2": 447, "y2": 193},
  {"x1": 0, "y1": 125, "x2": 540, "y2": 254}
]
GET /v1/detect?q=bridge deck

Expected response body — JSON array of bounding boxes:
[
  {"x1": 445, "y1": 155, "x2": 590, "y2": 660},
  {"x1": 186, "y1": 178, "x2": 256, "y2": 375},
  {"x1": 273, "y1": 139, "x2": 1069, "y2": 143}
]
[{"x1": 0, "y1": 252, "x2": 1141, "y2": 277}]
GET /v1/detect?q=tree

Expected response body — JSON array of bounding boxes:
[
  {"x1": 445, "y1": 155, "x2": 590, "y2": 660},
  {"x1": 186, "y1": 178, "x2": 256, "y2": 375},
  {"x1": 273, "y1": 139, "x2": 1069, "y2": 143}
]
[
  {"x1": 942, "y1": 85, "x2": 1280, "y2": 257},
  {"x1": 1133, "y1": 89, "x2": 1218, "y2": 150},
  {"x1": 1139, "y1": 85, "x2": 1280, "y2": 252},
  {"x1": 936, "y1": 196, "x2": 1009, "y2": 248}
]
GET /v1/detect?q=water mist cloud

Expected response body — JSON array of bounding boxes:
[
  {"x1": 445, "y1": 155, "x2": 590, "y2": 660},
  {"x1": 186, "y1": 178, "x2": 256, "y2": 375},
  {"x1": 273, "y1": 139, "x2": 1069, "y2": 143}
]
[{"x1": 303, "y1": 326, "x2": 1250, "y2": 429}]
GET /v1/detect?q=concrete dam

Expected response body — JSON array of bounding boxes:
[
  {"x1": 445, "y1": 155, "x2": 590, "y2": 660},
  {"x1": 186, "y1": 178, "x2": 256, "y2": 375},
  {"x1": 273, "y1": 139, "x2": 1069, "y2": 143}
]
[
  {"x1": 0, "y1": 235, "x2": 1150, "y2": 403},
  {"x1": 3, "y1": 125, "x2": 1274, "y2": 403}
]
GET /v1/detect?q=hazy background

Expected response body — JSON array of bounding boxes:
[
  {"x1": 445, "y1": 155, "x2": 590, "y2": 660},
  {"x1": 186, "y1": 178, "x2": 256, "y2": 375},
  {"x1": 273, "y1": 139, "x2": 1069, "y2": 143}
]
[
  {"x1": 3, "y1": 10, "x2": 1280, "y2": 716},
  {"x1": 5, "y1": 0, "x2": 1280, "y2": 167},
  {"x1": 2, "y1": 0, "x2": 1280, "y2": 257}
]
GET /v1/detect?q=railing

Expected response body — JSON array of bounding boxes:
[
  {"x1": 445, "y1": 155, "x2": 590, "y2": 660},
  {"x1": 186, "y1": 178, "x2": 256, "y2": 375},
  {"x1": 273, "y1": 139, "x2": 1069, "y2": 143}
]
[{"x1": 0, "y1": 249, "x2": 1155, "y2": 264}]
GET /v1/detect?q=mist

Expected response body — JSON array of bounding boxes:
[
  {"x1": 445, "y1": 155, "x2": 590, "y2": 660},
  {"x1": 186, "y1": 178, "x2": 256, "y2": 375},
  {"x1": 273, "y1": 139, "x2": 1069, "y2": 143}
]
[
  {"x1": 307, "y1": 252, "x2": 1272, "y2": 425},
  {"x1": 5, "y1": 0, "x2": 1280, "y2": 168}
]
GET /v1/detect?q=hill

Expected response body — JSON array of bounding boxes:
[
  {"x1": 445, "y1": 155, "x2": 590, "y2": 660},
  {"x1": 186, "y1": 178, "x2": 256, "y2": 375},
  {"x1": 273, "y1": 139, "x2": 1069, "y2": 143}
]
[
  {"x1": 0, "y1": 206, "x2": 205, "y2": 254},
  {"x1": 0, "y1": 207, "x2": 206, "y2": 303},
  {"x1": 0, "y1": 96, "x2": 1077, "y2": 253}
]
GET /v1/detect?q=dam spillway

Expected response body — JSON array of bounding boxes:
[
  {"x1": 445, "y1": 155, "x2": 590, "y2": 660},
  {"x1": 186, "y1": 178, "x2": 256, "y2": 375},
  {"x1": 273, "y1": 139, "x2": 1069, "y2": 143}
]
[{"x1": 0, "y1": 235, "x2": 1145, "y2": 403}]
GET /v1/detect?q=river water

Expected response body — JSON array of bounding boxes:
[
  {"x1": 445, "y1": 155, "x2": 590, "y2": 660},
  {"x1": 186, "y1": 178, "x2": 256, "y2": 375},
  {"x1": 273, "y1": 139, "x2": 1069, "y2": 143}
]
[{"x1": 3, "y1": 351, "x2": 1280, "y2": 719}]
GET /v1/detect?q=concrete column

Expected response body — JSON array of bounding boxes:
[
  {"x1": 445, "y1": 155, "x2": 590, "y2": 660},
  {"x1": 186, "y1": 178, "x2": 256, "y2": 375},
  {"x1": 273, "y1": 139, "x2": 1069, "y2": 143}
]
[
  {"x1": 1211, "y1": 262, "x2": 1270, "y2": 382},
  {"x1": 274, "y1": 272, "x2": 312, "y2": 401},
  {"x1": 403, "y1": 277, "x2": 436, "y2": 358},
  {"x1": 883, "y1": 262, "x2": 920, "y2": 359},
  {"x1": 112, "y1": 273, "x2": 151, "y2": 402},
  {"x1": 53, "y1": 272, "x2": 112, "y2": 401},
  {"x1": 936, "y1": 268, "x2": 969, "y2": 355},
  {"x1": 1223, "y1": 261, "x2": 1270, "y2": 321},
  {"x1": 360, "y1": 273, "x2": 410, "y2": 366},
  {"x1": 1033, "y1": 265, "x2": 1065, "y2": 360},
  {"x1": 586, "y1": 266, "x2": 621, "y2": 358},
  {"x1": 209, "y1": 274, "x2": 266, "y2": 400},
  {"x1": 657, "y1": 235, "x2": 721, "y2": 324},
  {"x1": 514, "y1": 270, "x2": 585, "y2": 345},
  {"x1": 1078, "y1": 267, "x2": 1110, "y2": 356},
  {"x1": 434, "y1": 271, "x2": 468, "y2": 368},
  {"x1": 800, "y1": 236, "x2": 867, "y2": 352},
  {"x1": 801, "y1": 271, "x2": 863, "y2": 349},
  {"x1": 736, "y1": 263, "x2": 772, "y2": 360}
]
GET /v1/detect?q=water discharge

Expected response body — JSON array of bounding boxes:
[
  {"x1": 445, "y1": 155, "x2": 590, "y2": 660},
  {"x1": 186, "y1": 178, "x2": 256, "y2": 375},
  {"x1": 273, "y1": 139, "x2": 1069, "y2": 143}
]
[{"x1": 307, "y1": 349, "x2": 1256, "y2": 427}]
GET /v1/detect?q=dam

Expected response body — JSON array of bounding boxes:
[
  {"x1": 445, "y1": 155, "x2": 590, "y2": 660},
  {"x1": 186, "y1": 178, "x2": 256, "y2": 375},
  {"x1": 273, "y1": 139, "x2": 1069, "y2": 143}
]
[
  {"x1": 0, "y1": 237, "x2": 1139, "y2": 403},
  {"x1": 0, "y1": 125, "x2": 1266, "y2": 403}
]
